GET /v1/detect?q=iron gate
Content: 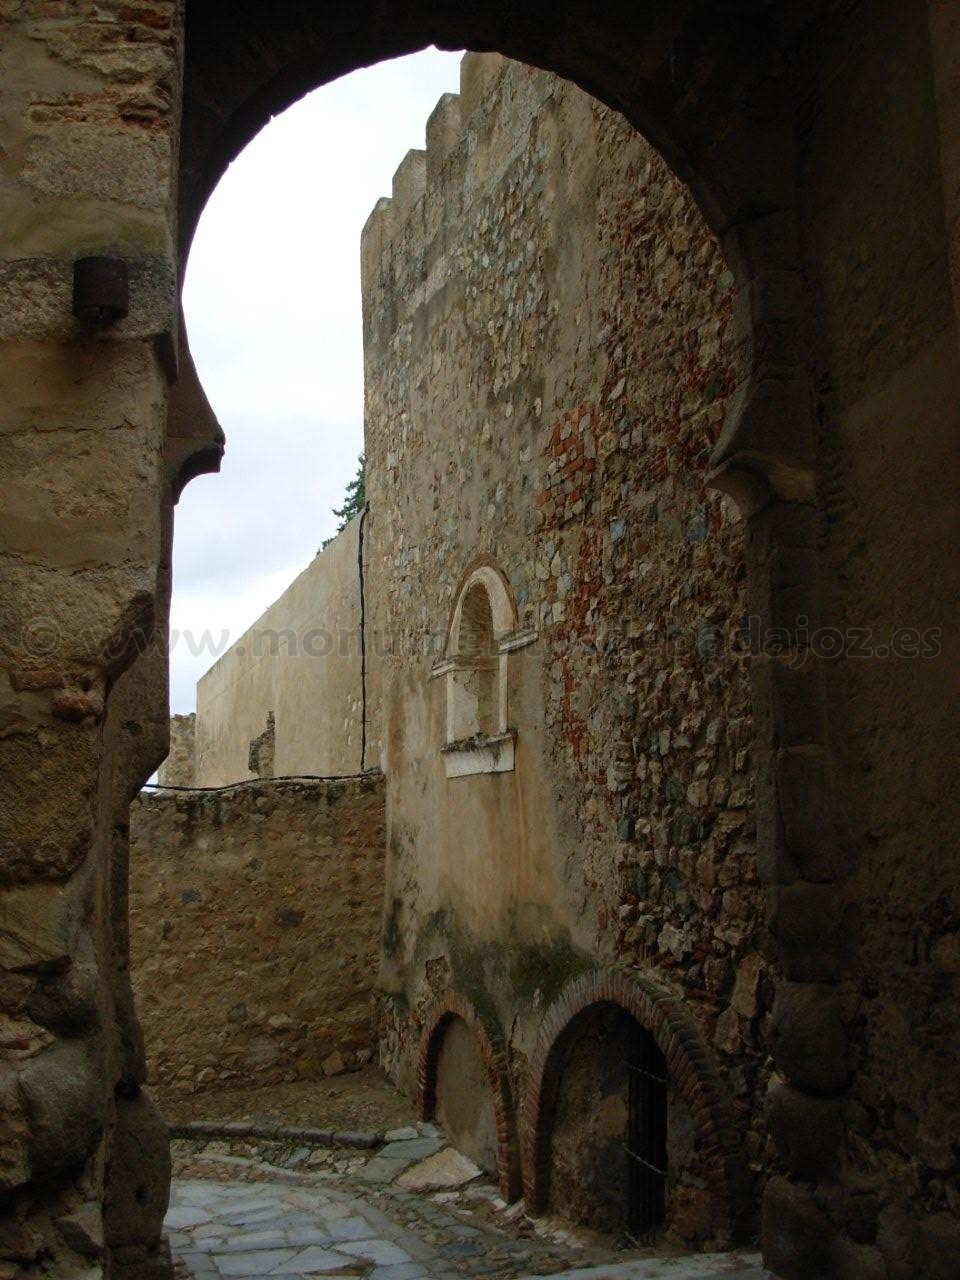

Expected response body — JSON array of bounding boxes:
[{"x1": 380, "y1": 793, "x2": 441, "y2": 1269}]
[{"x1": 625, "y1": 1019, "x2": 668, "y2": 1244}]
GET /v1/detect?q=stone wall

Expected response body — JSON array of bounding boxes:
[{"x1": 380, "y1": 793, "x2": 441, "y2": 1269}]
[
  {"x1": 194, "y1": 515, "x2": 373, "y2": 786},
  {"x1": 128, "y1": 773, "x2": 385, "y2": 1099},
  {"x1": 0, "y1": 3, "x2": 189, "y2": 1276},
  {"x1": 364, "y1": 55, "x2": 763, "y2": 1247},
  {"x1": 157, "y1": 713, "x2": 195, "y2": 787}
]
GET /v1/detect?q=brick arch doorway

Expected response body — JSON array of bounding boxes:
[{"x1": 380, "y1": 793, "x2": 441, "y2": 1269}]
[
  {"x1": 523, "y1": 969, "x2": 752, "y2": 1249},
  {"x1": 416, "y1": 993, "x2": 522, "y2": 1202}
]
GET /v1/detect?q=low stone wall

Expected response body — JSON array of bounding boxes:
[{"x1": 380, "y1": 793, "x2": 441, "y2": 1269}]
[{"x1": 129, "y1": 773, "x2": 386, "y2": 1099}]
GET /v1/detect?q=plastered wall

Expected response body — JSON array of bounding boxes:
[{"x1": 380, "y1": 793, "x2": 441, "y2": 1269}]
[{"x1": 194, "y1": 516, "x2": 372, "y2": 785}]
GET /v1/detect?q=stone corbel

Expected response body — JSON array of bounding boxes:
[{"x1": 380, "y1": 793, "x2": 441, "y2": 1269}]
[
  {"x1": 709, "y1": 212, "x2": 818, "y2": 516},
  {"x1": 707, "y1": 375, "x2": 816, "y2": 516},
  {"x1": 164, "y1": 313, "x2": 225, "y2": 502}
]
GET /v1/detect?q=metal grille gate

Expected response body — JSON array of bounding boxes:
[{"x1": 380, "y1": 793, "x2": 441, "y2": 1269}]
[{"x1": 625, "y1": 1020, "x2": 668, "y2": 1244}]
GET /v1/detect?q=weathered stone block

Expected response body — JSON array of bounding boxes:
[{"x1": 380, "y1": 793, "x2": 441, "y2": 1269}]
[
  {"x1": 103, "y1": 1091, "x2": 171, "y2": 1251},
  {"x1": 765, "y1": 1078, "x2": 843, "y2": 1180},
  {"x1": 22, "y1": 127, "x2": 171, "y2": 210},
  {"x1": 734, "y1": 269, "x2": 804, "y2": 338},
  {"x1": 709, "y1": 378, "x2": 816, "y2": 512},
  {"x1": 0, "y1": 880, "x2": 84, "y2": 972},
  {"x1": 771, "y1": 658, "x2": 826, "y2": 747},
  {"x1": 54, "y1": 1202, "x2": 104, "y2": 1257},
  {"x1": 769, "y1": 982, "x2": 849, "y2": 1093},
  {"x1": 751, "y1": 656, "x2": 826, "y2": 750},
  {"x1": 766, "y1": 882, "x2": 840, "y2": 981},
  {"x1": 721, "y1": 209, "x2": 801, "y2": 282},
  {"x1": 426, "y1": 94, "x2": 461, "y2": 182},
  {"x1": 0, "y1": 1068, "x2": 30, "y2": 1193},
  {"x1": 20, "y1": 1039, "x2": 104, "y2": 1177},
  {"x1": 761, "y1": 1175, "x2": 833, "y2": 1280},
  {"x1": 26, "y1": 931, "x2": 100, "y2": 1036},
  {"x1": 755, "y1": 749, "x2": 803, "y2": 885},
  {"x1": 748, "y1": 499, "x2": 818, "y2": 555},
  {"x1": 916, "y1": 1212, "x2": 960, "y2": 1280},
  {"x1": 743, "y1": 315, "x2": 809, "y2": 385},
  {"x1": 827, "y1": 1237, "x2": 887, "y2": 1280},
  {"x1": 775, "y1": 749, "x2": 836, "y2": 883},
  {"x1": 873, "y1": 1201, "x2": 958, "y2": 1278},
  {"x1": 459, "y1": 51, "x2": 507, "y2": 119},
  {"x1": 109, "y1": 1237, "x2": 173, "y2": 1280}
]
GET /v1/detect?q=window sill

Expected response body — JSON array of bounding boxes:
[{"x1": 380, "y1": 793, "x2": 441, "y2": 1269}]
[{"x1": 441, "y1": 731, "x2": 516, "y2": 778}]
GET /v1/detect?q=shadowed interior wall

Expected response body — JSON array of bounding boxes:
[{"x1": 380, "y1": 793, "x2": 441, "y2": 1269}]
[{"x1": 548, "y1": 1004, "x2": 633, "y2": 1237}]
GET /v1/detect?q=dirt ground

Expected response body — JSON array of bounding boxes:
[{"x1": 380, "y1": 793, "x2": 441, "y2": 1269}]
[{"x1": 157, "y1": 1064, "x2": 416, "y2": 1133}]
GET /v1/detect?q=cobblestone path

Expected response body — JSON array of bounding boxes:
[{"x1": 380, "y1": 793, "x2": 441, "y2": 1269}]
[{"x1": 167, "y1": 1174, "x2": 767, "y2": 1280}]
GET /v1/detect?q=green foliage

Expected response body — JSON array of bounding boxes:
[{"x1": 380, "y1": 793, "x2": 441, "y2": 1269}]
[{"x1": 322, "y1": 452, "x2": 366, "y2": 549}]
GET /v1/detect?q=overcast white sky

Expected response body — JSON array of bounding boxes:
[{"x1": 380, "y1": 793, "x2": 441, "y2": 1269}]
[{"x1": 172, "y1": 48, "x2": 464, "y2": 712}]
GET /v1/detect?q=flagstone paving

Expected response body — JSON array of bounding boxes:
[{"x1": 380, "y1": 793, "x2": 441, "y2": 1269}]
[{"x1": 166, "y1": 1174, "x2": 769, "y2": 1280}]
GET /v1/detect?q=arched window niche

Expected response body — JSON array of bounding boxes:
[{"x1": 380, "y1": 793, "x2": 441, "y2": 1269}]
[{"x1": 431, "y1": 561, "x2": 536, "y2": 778}]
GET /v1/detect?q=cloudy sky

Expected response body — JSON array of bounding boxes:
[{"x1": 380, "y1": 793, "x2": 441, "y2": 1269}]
[{"x1": 172, "y1": 48, "x2": 464, "y2": 712}]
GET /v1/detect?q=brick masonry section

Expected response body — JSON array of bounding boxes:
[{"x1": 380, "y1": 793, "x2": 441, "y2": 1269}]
[
  {"x1": 128, "y1": 774, "x2": 385, "y2": 1099},
  {"x1": 523, "y1": 967, "x2": 751, "y2": 1246},
  {"x1": 416, "y1": 992, "x2": 523, "y2": 1202}
]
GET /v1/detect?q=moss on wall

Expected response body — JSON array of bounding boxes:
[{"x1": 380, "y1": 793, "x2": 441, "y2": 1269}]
[
  {"x1": 507, "y1": 938, "x2": 595, "y2": 1006},
  {"x1": 409, "y1": 908, "x2": 594, "y2": 1031}
]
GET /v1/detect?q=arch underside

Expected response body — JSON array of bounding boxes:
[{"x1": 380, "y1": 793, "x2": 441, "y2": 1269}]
[
  {"x1": 179, "y1": 0, "x2": 814, "y2": 517},
  {"x1": 3, "y1": 3, "x2": 956, "y2": 1279},
  {"x1": 180, "y1": 0, "x2": 793, "y2": 262}
]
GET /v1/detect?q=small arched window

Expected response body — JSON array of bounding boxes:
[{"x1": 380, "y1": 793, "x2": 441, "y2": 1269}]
[
  {"x1": 452, "y1": 581, "x2": 498, "y2": 739},
  {"x1": 431, "y1": 561, "x2": 536, "y2": 778}
]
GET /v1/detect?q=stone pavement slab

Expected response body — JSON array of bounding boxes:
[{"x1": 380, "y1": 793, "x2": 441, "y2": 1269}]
[
  {"x1": 396, "y1": 1148, "x2": 482, "y2": 1192},
  {"x1": 379, "y1": 1138, "x2": 445, "y2": 1162},
  {"x1": 360, "y1": 1155, "x2": 418, "y2": 1185},
  {"x1": 167, "y1": 1176, "x2": 768, "y2": 1280}
]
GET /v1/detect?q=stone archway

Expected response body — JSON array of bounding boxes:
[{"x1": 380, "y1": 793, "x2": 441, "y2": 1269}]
[
  {"x1": 416, "y1": 992, "x2": 522, "y2": 1202},
  {"x1": 523, "y1": 967, "x2": 751, "y2": 1248},
  {"x1": 8, "y1": 5, "x2": 960, "y2": 1280},
  {"x1": 173, "y1": 17, "x2": 832, "y2": 1159}
]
